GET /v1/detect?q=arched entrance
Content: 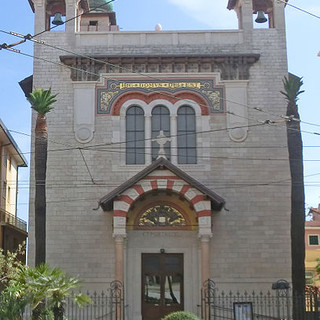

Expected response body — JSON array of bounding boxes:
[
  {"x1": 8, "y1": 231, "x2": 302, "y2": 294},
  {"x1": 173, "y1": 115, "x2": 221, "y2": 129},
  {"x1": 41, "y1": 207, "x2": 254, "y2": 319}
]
[
  {"x1": 127, "y1": 191, "x2": 197, "y2": 320},
  {"x1": 98, "y1": 157, "x2": 225, "y2": 320}
]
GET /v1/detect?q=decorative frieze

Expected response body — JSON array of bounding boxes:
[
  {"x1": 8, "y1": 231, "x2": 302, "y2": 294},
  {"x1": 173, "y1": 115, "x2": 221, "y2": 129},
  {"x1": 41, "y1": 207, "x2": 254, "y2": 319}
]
[{"x1": 60, "y1": 54, "x2": 260, "y2": 82}]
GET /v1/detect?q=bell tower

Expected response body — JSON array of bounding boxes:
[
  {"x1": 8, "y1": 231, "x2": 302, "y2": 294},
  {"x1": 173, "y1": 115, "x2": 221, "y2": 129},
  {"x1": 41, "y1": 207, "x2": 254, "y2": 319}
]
[
  {"x1": 78, "y1": 0, "x2": 119, "y2": 32},
  {"x1": 227, "y1": 0, "x2": 286, "y2": 30},
  {"x1": 45, "y1": 0, "x2": 66, "y2": 31},
  {"x1": 30, "y1": 0, "x2": 119, "y2": 34}
]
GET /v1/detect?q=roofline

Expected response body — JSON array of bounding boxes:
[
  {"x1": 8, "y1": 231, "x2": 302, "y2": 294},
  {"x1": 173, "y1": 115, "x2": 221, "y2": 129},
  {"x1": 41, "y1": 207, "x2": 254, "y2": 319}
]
[
  {"x1": 0, "y1": 119, "x2": 28, "y2": 167},
  {"x1": 99, "y1": 157, "x2": 225, "y2": 211},
  {"x1": 27, "y1": 0, "x2": 91, "y2": 14},
  {"x1": 28, "y1": 0, "x2": 35, "y2": 12},
  {"x1": 227, "y1": 0, "x2": 289, "y2": 10},
  {"x1": 19, "y1": 75, "x2": 33, "y2": 98},
  {"x1": 227, "y1": 0, "x2": 237, "y2": 10}
]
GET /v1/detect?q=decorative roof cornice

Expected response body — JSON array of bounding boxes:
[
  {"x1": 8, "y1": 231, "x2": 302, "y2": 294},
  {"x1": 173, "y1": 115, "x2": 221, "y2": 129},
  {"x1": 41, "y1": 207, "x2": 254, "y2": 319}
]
[{"x1": 60, "y1": 54, "x2": 260, "y2": 81}]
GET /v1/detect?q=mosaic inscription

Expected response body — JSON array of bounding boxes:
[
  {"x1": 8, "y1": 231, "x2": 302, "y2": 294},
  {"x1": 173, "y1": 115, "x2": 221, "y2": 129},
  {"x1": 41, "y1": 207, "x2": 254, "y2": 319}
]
[{"x1": 97, "y1": 79, "x2": 224, "y2": 114}]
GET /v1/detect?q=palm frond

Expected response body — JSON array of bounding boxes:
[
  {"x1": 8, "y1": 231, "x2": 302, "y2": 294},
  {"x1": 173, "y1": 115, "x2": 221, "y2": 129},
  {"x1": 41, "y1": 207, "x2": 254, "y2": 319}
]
[
  {"x1": 281, "y1": 74, "x2": 304, "y2": 103},
  {"x1": 27, "y1": 88, "x2": 57, "y2": 115}
]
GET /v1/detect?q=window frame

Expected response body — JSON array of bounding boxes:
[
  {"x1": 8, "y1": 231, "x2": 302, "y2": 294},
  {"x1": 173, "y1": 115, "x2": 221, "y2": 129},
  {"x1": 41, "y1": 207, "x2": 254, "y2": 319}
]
[
  {"x1": 126, "y1": 105, "x2": 145, "y2": 165},
  {"x1": 151, "y1": 105, "x2": 171, "y2": 162},
  {"x1": 177, "y1": 105, "x2": 197, "y2": 164},
  {"x1": 309, "y1": 234, "x2": 319, "y2": 246},
  {"x1": 121, "y1": 99, "x2": 204, "y2": 168}
]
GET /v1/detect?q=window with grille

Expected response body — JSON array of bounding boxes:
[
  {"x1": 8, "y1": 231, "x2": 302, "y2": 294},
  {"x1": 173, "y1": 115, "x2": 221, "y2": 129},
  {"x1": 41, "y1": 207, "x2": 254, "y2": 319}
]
[
  {"x1": 126, "y1": 106, "x2": 145, "y2": 164},
  {"x1": 177, "y1": 106, "x2": 196, "y2": 164},
  {"x1": 151, "y1": 105, "x2": 171, "y2": 161}
]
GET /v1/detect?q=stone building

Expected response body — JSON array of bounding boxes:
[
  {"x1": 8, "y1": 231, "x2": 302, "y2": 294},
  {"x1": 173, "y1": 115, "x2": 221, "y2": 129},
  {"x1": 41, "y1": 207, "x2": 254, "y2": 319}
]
[
  {"x1": 26, "y1": 0, "x2": 291, "y2": 318},
  {"x1": 0, "y1": 119, "x2": 27, "y2": 255},
  {"x1": 305, "y1": 204, "x2": 320, "y2": 286}
]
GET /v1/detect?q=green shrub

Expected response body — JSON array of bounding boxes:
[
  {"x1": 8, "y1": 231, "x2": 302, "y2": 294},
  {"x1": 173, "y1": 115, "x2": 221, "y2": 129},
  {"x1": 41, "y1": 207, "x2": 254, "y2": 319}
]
[{"x1": 163, "y1": 311, "x2": 201, "y2": 320}]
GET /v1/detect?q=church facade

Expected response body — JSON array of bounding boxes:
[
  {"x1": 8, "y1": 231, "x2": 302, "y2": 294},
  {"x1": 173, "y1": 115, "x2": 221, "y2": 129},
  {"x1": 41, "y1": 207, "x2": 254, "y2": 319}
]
[{"x1": 27, "y1": 0, "x2": 291, "y2": 319}]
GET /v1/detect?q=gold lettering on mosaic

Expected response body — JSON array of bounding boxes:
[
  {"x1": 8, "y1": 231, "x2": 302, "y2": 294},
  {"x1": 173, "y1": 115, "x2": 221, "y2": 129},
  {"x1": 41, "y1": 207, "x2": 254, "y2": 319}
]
[{"x1": 118, "y1": 82, "x2": 202, "y2": 90}]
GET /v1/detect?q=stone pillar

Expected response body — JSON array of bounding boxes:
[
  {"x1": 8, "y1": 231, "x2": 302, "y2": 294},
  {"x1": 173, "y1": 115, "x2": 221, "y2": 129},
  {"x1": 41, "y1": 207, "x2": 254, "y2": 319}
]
[
  {"x1": 114, "y1": 235, "x2": 126, "y2": 283},
  {"x1": 198, "y1": 216, "x2": 213, "y2": 286},
  {"x1": 170, "y1": 115, "x2": 177, "y2": 164},
  {"x1": 145, "y1": 116, "x2": 152, "y2": 164},
  {"x1": 113, "y1": 216, "x2": 127, "y2": 284},
  {"x1": 200, "y1": 235, "x2": 212, "y2": 285}
]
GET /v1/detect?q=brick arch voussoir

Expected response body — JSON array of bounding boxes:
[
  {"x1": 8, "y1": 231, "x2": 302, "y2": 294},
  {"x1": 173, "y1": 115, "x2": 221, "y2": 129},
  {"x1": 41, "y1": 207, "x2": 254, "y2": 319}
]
[
  {"x1": 114, "y1": 178, "x2": 211, "y2": 218},
  {"x1": 111, "y1": 91, "x2": 210, "y2": 115}
]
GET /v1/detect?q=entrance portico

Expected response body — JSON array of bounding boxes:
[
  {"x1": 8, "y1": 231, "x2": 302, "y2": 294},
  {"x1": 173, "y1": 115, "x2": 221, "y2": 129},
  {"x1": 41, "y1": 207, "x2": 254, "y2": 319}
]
[{"x1": 99, "y1": 157, "x2": 225, "y2": 319}]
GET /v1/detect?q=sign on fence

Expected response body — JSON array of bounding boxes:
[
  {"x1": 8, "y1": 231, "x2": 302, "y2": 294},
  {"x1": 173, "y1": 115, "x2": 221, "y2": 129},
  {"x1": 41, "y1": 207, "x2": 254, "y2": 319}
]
[{"x1": 233, "y1": 302, "x2": 253, "y2": 320}]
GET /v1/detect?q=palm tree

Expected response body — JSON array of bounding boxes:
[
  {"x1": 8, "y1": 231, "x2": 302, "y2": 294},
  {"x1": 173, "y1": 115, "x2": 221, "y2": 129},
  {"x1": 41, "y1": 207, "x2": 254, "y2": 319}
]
[
  {"x1": 19, "y1": 264, "x2": 91, "y2": 320},
  {"x1": 281, "y1": 74, "x2": 305, "y2": 299},
  {"x1": 27, "y1": 88, "x2": 57, "y2": 266}
]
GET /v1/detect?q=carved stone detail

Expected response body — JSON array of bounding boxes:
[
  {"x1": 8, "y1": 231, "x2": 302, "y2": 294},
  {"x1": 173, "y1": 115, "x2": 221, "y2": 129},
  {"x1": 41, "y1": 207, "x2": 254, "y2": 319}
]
[{"x1": 60, "y1": 55, "x2": 260, "y2": 82}]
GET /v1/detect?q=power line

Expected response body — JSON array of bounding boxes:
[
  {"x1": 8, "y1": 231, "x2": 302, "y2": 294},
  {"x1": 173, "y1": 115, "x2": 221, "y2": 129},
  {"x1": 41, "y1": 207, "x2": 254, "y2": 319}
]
[
  {"x1": 78, "y1": 148, "x2": 96, "y2": 184},
  {"x1": 9, "y1": 170, "x2": 320, "y2": 184},
  {"x1": 2, "y1": 24, "x2": 317, "y2": 129},
  {"x1": 4, "y1": 26, "x2": 320, "y2": 134},
  {"x1": 8, "y1": 127, "x2": 320, "y2": 149},
  {"x1": 280, "y1": 0, "x2": 320, "y2": 20},
  {"x1": 1, "y1": 0, "x2": 319, "y2": 130},
  {"x1": 6, "y1": 122, "x2": 320, "y2": 161},
  {"x1": 6, "y1": 122, "x2": 274, "y2": 157}
]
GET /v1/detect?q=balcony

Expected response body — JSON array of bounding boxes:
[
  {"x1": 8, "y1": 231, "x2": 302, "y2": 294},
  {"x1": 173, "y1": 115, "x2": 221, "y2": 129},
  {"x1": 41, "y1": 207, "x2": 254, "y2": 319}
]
[{"x1": 0, "y1": 208, "x2": 27, "y2": 233}]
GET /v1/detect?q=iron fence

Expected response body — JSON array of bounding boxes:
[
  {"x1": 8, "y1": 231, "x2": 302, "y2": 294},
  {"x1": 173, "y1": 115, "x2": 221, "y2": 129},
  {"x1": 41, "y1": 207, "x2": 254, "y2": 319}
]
[
  {"x1": 201, "y1": 279, "x2": 320, "y2": 320},
  {"x1": 22, "y1": 281, "x2": 125, "y2": 320},
  {"x1": 7, "y1": 279, "x2": 320, "y2": 320}
]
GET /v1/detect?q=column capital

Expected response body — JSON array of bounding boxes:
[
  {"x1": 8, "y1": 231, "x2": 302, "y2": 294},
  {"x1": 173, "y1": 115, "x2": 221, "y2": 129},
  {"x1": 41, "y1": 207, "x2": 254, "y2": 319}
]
[
  {"x1": 199, "y1": 233, "x2": 213, "y2": 242},
  {"x1": 113, "y1": 233, "x2": 127, "y2": 241}
]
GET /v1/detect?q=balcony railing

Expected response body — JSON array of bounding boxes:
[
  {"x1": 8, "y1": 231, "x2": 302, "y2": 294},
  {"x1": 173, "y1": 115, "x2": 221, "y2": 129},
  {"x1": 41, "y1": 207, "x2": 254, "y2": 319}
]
[{"x1": 0, "y1": 208, "x2": 27, "y2": 233}]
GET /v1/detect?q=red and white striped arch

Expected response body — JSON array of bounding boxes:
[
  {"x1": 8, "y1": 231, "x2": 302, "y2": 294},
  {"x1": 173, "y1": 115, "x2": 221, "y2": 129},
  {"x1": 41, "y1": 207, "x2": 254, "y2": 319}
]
[{"x1": 113, "y1": 169, "x2": 212, "y2": 218}]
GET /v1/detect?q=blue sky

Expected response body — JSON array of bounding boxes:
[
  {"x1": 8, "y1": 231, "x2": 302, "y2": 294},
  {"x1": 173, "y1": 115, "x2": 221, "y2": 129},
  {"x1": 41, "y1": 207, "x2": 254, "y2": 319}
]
[{"x1": 0, "y1": 0, "x2": 319, "y2": 223}]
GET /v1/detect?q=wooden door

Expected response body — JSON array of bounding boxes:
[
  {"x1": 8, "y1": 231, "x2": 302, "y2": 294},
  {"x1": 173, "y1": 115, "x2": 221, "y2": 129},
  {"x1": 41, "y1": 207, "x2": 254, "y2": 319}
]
[{"x1": 142, "y1": 253, "x2": 184, "y2": 320}]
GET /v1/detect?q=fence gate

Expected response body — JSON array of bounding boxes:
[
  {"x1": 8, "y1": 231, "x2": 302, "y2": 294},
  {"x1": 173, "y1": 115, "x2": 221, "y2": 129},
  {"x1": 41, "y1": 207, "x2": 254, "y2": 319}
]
[{"x1": 200, "y1": 279, "x2": 298, "y2": 320}]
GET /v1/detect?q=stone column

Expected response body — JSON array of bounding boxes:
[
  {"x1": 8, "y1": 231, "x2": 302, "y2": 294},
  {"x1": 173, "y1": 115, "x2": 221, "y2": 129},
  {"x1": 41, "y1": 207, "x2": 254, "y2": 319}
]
[
  {"x1": 200, "y1": 234, "x2": 212, "y2": 285},
  {"x1": 145, "y1": 116, "x2": 152, "y2": 164},
  {"x1": 114, "y1": 234, "x2": 126, "y2": 283},
  {"x1": 170, "y1": 115, "x2": 177, "y2": 164},
  {"x1": 198, "y1": 216, "x2": 213, "y2": 286},
  {"x1": 113, "y1": 216, "x2": 127, "y2": 284}
]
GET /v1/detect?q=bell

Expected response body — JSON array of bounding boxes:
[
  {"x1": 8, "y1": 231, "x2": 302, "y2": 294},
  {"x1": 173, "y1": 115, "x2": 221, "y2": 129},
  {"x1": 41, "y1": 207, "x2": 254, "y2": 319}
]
[
  {"x1": 52, "y1": 12, "x2": 64, "y2": 26},
  {"x1": 255, "y1": 11, "x2": 267, "y2": 23}
]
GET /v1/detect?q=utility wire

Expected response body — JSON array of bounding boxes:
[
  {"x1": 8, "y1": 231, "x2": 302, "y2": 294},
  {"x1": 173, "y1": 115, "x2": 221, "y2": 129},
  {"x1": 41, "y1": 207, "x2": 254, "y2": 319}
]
[
  {"x1": 78, "y1": 148, "x2": 96, "y2": 184},
  {"x1": 1, "y1": 0, "x2": 319, "y2": 128},
  {"x1": 280, "y1": 0, "x2": 320, "y2": 20},
  {"x1": 12, "y1": 171, "x2": 320, "y2": 188},
  {"x1": 3, "y1": 26, "x2": 320, "y2": 131},
  {"x1": 6, "y1": 122, "x2": 320, "y2": 160},
  {"x1": 2, "y1": 23, "x2": 315, "y2": 128}
]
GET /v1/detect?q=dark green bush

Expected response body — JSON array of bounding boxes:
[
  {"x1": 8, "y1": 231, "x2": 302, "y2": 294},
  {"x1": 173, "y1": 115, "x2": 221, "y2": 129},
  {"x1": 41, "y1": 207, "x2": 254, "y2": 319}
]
[{"x1": 163, "y1": 311, "x2": 201, "y2": 320}]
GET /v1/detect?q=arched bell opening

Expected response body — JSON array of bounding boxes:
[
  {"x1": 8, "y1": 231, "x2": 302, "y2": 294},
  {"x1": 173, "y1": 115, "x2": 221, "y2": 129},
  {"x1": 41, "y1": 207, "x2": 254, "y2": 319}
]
[
  {"x1": 126, "y1": 190, "x2": 198, "y2": 231},
  {"x1": 252, "y1": 0, "x2": 274, "y2": 28},
  {"x1": 228, "y1": 0, "x2": 275, "y2": 29},
  {"x1": 45, "y1": 0, "x2": 66, "y2": 31}
]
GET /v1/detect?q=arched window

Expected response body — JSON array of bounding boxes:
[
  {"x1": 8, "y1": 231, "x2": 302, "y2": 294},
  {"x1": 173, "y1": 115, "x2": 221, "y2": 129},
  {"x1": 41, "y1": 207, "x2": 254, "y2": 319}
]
[
  {"x1": 126, "y1": 106, "x2": 145, "y2": 164},
  {"x1": 151, "y1": 106, "x2": 171, "y2": 161},
  {"x1": 177, "y1": 106, "x2": 196, "y2": 164}
]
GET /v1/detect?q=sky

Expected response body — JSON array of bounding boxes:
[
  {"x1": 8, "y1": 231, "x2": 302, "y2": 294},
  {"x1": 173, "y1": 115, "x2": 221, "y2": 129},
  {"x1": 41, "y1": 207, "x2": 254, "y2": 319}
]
[{"x1": 0, "y1": 0, "x2": 319, "y2": 224}]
